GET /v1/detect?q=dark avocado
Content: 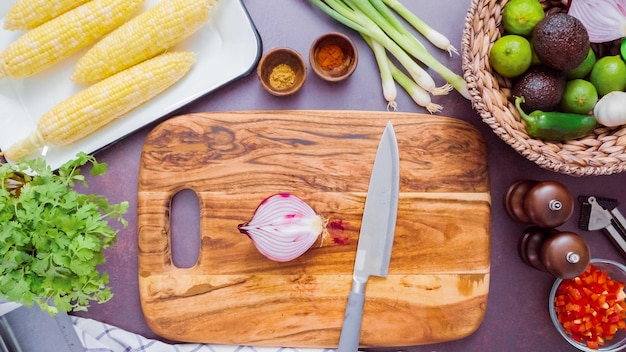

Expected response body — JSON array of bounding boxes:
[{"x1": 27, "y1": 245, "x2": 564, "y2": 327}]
[
  {"x1": 512, "y1": 65, "x2": 566, "y2": 112},
  {"x1": 531, "y1": 13, "x2": 590, "y2": 71}
]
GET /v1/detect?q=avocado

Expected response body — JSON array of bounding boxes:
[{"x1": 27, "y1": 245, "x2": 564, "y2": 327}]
[
  {"x1": 512, "y1": 65, "x2": 566, "y2": 112},
  {"x1": 531, "y1": 13, "x2": 590, "y2": 72}
]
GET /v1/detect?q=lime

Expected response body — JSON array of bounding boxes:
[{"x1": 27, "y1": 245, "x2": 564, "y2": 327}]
[
  {"x1": 589, "y1": 55, "x2": 626, "y2": 96},
  {"x1": 489, "y1": 35, "x2": 533, "y2": 78},
  {"x1": 561, "y1": 79, "x2": 598, "y2": 114},
  {"x1": 530, "y1": 45, "x2": 541, "y2": 65},
  {"x1": 565, "y1": 48, "x2": 596, "y2": 79},
  {"x1": 621, "y1": 38, "x2": 626, "y2": 61},
  {"x1": 502, "y1": 0, "x2": 545, "y2": 36}
]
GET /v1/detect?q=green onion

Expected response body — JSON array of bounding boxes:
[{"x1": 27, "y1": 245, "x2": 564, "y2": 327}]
[
  {"x1": 391, "y1": 61, "x2": 443, "y2": 113},
  {"x1": 363, "y1": 35, "x2": 397, "y2": 111},
  {"x1": 309, "y1": 0, "x2": 469, "y2": 109},
  {"x1": 381, "y1": 0, "x2": 459, "y2": 56},
  {"x1": 364, "y1": 34, "x2": 447, "y2": 112},
  {"x1": 342, "y1": 0, "x2": 440, "y2": 92}
]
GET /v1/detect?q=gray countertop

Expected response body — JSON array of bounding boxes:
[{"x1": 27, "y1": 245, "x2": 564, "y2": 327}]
[{"x1": 71, "y1": 1, "x2": 626, "y2": 351}]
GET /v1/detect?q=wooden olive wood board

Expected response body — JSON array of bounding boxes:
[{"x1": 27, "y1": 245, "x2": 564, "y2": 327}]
[{"x1": 137, "y1": 110, "x2": 491, "y2": 348}]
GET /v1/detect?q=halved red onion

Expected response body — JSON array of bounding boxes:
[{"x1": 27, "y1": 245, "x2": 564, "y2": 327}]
[
  {"x1": 238, "y1": 193, "x2": 326, "y2": 262},
  {"x1": 567, "y1": 0, "x2": 626, "y2": 43}
]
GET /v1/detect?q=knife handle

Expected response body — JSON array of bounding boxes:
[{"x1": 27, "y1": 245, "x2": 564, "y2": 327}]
[{"x1": 338, "y1": 281, "x2": 366, "y2": 352}]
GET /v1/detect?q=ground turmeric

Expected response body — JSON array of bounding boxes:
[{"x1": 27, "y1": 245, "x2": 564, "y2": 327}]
[
  {"x1": 317, "y1": 44, "x2": 344, "y2": 70},
  {"x1": 269, "y1": 63, "x2": 295, "y2": 90}
]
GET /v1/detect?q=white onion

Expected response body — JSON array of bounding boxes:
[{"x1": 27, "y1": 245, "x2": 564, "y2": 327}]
[
  {"x1": 238, "y1": 193, "x2": 326, "y2": 262},
  {"x1": 567, "y1": 0, "x2": 626, "y2": 43}
]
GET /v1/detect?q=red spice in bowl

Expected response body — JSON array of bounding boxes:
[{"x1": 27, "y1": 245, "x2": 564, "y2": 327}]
[
  {"x1": 318, "y1": 44, "x2": 342, "y2": 69},
  {"x1": 309, "y1": 32, "x2": 358, "y2": 82}
]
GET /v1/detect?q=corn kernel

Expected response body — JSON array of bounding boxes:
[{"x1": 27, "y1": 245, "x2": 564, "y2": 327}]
[
  {"x1": 0, "y1": 0, "x2": 144, "y2": 79},
  {"x1": 3, "y1": 52, "x2": 196, "y2": 161},
  {"x1": 72, "y1": 0, "x2": 218, "y2": 84}
]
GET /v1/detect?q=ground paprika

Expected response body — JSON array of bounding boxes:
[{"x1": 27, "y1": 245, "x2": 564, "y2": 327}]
[{"x1": 317, "y1": 44, "x2": 344, "y2": 70}]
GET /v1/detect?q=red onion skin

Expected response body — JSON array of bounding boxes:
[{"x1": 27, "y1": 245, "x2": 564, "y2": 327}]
[{"x1": 567, "y1": 0, "x2": 626, "y2": 43}]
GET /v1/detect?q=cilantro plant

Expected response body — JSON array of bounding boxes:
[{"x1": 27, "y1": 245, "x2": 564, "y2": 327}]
[{"x1": 0, "y1": 152, "x2": 128, "y2": 315}]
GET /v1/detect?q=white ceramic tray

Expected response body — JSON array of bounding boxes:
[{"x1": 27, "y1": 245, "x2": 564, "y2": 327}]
[{"x1": 0, "y1": 0, "x2": 261, "y2": 169}]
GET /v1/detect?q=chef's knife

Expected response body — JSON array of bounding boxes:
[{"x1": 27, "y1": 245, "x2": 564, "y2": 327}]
[{"x1": 337, "y1": 121, "x2": 400, "y2": 352}]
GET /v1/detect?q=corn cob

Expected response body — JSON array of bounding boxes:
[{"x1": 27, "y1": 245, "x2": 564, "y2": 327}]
[
  {"x1": 71, "y1": 0, "x2": 218, "y2": 84},
  {"x1": 3, "y1": 52, "x2": 196, "y2": 161},
  {"x1": 0, "y1": 0, "x2": 145, "y2": 80},
  {"x1": 3, "y1": 0, "x2": 92, "y2": 31}
]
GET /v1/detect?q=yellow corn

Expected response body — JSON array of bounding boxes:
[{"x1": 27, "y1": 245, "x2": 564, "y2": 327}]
[
  {"x1": 3, "y1": 0, "x2": 92, "y2": 31},
  {"x1": 3, "y1": 52, "x2": 196, "y2": 161},
  {"x1": 0, "y1": 0, "x2": 145, "y2": 80},
  {"x1": 71, "y1": 0, "x2": 218, "y2": 84}
]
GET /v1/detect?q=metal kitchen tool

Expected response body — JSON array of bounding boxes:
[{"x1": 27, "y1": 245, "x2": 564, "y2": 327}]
[
  {"x1": 579, "y1": 195, "x2": 626, "y2": 258},
  {"x1": 337, "y1": 121, "x2": 400, "y2": 352}
]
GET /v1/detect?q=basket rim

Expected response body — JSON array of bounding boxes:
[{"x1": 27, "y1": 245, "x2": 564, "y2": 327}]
[{"x1": 461, "y1": 0, "x2": 626, "y2": 177}]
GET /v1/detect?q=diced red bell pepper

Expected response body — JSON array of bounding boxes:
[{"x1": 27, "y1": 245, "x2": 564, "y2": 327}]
[{"x1": 554, "y1": 264, "x2": 626, "y2": 350}]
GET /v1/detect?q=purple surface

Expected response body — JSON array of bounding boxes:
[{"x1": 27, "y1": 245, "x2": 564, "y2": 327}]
[{"x1": 71, "y1": 1, "x2": 626, "y2": 351}]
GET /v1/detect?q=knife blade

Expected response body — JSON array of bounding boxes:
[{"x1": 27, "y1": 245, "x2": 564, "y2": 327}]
[{"x1": 337, "y1": 121, "x2": 400, "y2": 352}]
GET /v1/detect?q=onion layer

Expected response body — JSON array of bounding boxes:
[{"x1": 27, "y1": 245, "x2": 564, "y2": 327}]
[
  {"x1": 238, "y1": 193, "x2": 326, "y2": 262},
  {"x1": 567, "y1": 0, "x2": 626, "y2": 43}
]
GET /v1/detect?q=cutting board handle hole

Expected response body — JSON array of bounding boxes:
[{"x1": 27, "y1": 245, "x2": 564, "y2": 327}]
[{"x1": 170, "y1": 188, "x2": 201, "y2": 269}]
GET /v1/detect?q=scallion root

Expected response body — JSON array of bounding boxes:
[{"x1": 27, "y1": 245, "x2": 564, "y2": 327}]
[{"x1": 431, "y1": 83, "x2": 454, "y2": 96}]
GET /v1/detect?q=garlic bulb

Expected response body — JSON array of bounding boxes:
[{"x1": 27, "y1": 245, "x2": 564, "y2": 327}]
[
  {"x1": 593, "y1": 91, "x2": 626, "y2": 127},
  {"x1": 238, "y1": 193, "x2": 326, "y2": 262}
]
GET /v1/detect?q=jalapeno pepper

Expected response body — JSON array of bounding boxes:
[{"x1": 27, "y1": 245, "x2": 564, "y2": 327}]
[{"x1": 514, "y1": 96, "x2": 597, "y2": 141}]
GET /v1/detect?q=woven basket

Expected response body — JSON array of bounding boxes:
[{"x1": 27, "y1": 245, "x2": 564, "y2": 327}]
[{"x1": 461, "y1": 0, "x2": 626, "y2": 176}]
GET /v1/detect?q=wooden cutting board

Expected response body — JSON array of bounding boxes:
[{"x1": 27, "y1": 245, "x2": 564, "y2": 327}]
[{"x1": 137, "y1": 110, "x2": 491, "y2": 348}]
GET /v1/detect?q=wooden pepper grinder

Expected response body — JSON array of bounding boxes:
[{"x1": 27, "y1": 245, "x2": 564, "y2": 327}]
[
  {"x1": 504, "y1": 180, "x2": 574, "y2": 228},
  {"x1": 519, "y1": 227, "x2": 590, "y2": 279}
]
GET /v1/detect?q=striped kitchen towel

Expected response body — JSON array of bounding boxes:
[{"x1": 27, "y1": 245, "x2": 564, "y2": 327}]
[{"x1": 72, "y1": 316, "x2": 336, "y2": 352}]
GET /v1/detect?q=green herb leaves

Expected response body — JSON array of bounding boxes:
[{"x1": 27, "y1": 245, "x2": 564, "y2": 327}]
[{"x1": 0, "y1": 152, "x2": 128, "y2": 315}]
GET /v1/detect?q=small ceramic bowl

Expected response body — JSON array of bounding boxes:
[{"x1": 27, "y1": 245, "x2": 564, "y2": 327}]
[
  {"x1": 309, "y1": 32, "x2": 358, "y2": 82},
  {"x1": 257, "y1": 48, "x2": 306, "y2": 96},
  {"x1": 549, "y1": 259, "x2": 626, "y2": 351}
]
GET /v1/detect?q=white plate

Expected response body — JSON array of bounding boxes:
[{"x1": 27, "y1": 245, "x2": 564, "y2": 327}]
[{"x1": 0, "y1": 0, "x2": 261, "y2": 169}]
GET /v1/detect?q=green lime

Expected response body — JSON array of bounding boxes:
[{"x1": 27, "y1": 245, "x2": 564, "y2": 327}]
[
  {"x1": 621, "y1": 38, "x2": 626, "y2": 61},
  {"x1": 502, "y1": 0, "x2": 545, "y2": 36},
  {"x1": 589, "y1": 55, "x2": 626, "y2": 96},
  {"x1": 561, "y1": 79, "x2": 598, "y2": 114},
  {"x1": 531, "y1": 45, "x2": 541, "y2": 65},
  {"x1": 489, "y1": 35, "x2": 532, "y2": 78},
  {"x1": 565, "y1": 48, "x2": 596, "y2": 79}
]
